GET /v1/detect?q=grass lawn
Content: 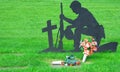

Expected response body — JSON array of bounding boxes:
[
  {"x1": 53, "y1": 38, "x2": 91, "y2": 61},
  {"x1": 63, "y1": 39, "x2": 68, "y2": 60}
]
[{"x1": 0, "y1": 0, "x2": 120, "y2": 72}]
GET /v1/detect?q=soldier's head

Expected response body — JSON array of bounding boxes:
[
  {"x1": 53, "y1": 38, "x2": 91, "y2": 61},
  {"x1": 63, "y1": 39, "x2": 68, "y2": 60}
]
[{"x1": 70, "y1": 1, "x2": 81, "y2": 14}]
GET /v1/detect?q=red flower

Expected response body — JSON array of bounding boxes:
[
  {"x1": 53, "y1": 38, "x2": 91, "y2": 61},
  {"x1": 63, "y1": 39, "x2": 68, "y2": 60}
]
[{"x1": 80, "y1": 38, "x2": 97, "y2": 56}]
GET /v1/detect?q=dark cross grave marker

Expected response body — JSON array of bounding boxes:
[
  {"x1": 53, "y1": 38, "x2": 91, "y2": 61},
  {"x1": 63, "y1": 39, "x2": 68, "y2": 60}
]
[{"x1": 42, "y1": 20, "x2": 57, "y2": 49}]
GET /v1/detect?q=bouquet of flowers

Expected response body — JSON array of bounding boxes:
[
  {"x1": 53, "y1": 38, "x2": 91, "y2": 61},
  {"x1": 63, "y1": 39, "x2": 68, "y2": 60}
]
[{"x1": 80, "y1": 37, "x2": 97, "y2": 62}]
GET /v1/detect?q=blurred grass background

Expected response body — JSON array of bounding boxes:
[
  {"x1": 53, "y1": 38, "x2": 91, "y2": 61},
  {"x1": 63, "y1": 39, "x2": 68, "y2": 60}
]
[{"x1": 0, "y1": 0, "x2": 120, "y2": 72}]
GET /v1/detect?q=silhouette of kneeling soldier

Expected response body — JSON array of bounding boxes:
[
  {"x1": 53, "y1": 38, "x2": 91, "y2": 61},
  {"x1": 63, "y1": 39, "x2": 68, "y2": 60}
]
[
  {"x1": 42, "y1": 1, "x2": 118, "y2": 52},
  {"x1": 61, "y1": 1, "x2": 105, "y2": 51}
]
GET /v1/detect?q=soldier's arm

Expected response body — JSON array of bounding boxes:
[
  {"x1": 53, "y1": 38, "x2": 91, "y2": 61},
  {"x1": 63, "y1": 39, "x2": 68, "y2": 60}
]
[{"x1": 60, "y1": 14, "x2": 73, "y2": 24}]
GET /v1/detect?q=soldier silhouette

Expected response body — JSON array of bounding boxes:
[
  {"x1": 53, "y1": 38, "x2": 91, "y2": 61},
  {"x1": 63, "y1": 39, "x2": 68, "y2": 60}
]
[{"x1": 60, "y1": 1, "x2": 105, "y2": 51}]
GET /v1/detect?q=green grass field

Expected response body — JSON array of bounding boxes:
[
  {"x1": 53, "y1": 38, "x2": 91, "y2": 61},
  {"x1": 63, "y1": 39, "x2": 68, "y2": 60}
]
[{"x1": 0, "y1": 0, "x2": 120, "y2": 72}]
